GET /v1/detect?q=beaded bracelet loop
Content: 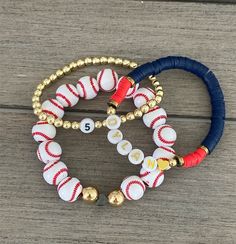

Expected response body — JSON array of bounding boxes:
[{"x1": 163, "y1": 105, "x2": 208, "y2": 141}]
[
  {"x1": 32, "y1": 56, "x2": 164, "y2": 129},
  {"x1": 109, "y1": 56, "x2": 225, "y2": 169}
]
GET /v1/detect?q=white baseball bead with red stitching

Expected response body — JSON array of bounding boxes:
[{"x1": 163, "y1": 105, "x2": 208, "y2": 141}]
[
  {"x1": 76, "y1": 76, "x2": 99, "y2": 100},
  {"x1": 117, "y1": 140, "x2": 132, "y2": 156},
  {"x1": 41, "y1": 99, "x2": 64, "y2": 119},
  {"x1": 107, "y1": 129, "x2": 123, "y2": 144},
  {"x1": 56, "y1": 84, "x2": 79, "y2": 107},
  {"x1": 121, "y1": 176, "x2": 146, "y2": 200},
  {"x1": 43, "y1": 161, "x2": 68, "y2": 185},
  {"x1": 116, "y1": 76, "x2": 139, "y2": 99},
  {"x1": 140, "y1": 168, "x2": 164, "y2": 188},
  {"x1": 143, "y1": 106, "x2": 167, "y2": 129},
  {"x1": 128, "y1": 149, "x2": 144, "y2": 165},
  {"x1": 32, "y1": 121, "x2": 56, "y2": 143},
  {"x1": 37, "y1": 140, "x2": 62, "y2": 164},
  {"x1": 133, "y1": 87, "x2": 155, "y2": 108},
  {"x1": 153, "y1": 124, "x2": 177, "y2": 147},
  {"x1": 57, "y1": 177, "x2": 83, "y2": 202},
  {"x1": 153, "y1": 146, "x2": 176, "y2": 160},
  {"x1": 80, "y1": 118, "x2": 95, "y2": 133},
  {"x1": 97, "y1": 68, "x2": 118, "y2": 92}
]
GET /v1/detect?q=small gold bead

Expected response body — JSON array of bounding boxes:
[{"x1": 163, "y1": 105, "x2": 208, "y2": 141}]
[
  {"x1": 32, "y1": 102, "x2": 41, "y2": 109},
  {"x1": 62, "y1": 66, "x2": 70, "y2": 74},
  {"x1": 77, "y1": 59, "x2": 85, "y2": 67},
  {"x1": 134, "y1": 109, "x2": 143, "y2": 118},
  {"x1": 49, "y1": 74, "x2": 57, "y2": 81},
  {"x1": 149, "y1": 75, "x2": 157, "y2": 82},
  {"x1": 126, "y1": 112, "x2": 135, "y2": 120},
  {"x1": 63, "y1": 121, "x2": 71, "y2": 129},
  {"x1": 115, "y1": 58, "x2": 123, "y2": 65},
  {"x1": 47, "y1": 115, "x2": 55, "y2": 125},
  {"x1": 71, "y1": 121, "x2": 80, "y2": 130},
  {"x1": 100, "y1": 57, "x2": 108, "y2": 64},
  {"x1": 95, "y1": 121, "x2": 102, "y2": 128},
  {"x1": 54, "y1": 118, "x2": 63, "y2": 127},
  {"x1": 32, "y1": 96, "x2": 40, "y2": 103},
  {"x1": 148, "y1": 99, "x2": 157, "y2": 108},
  {"x1": 129, "y1": 62, "x2": 138, "y2": 68},
  {"x1": 156, "y1": 90, "x2": 164, "y2": 97},
  {"x1": 37, "y1": 83, "x2": 45, "y2": 91},
  {"x1": 102, "y1": 120, "x2": 107, "y2": 127},
  {"x1": 56, "y1": 69, "x2": 64, "y2": 77},
  {"x1": 107, "y1": 57, "x2": 115, "y2": 64},
  {"x1": 34, "y1": 90, "x2": 42, "y2": 97},
  {"x1": 155, "y1": 96, "x2": 162, "y2": 104},
  {"x1": 108, "y1": 190, "x2": 125, "y2": 207},
  {"x1": 34, "y1": 108, "x2": 42, "y2": 115},
  {"x1": 140, "y1": 104, "x2": 150, "y2": 114},
  {"x1": 120, "y1": 115, "x2": 127, "y2": 123},
  {"x1": 152, "y1": 80, "x2": 160, "y2": 87},
  {"x1": 84, "y1": 57, "x2": 92, "y2": 65},
  {"x1": 200, "y1": 145, "x2": 209, "y2": 154},
  {"x1": 92, "y1": 57, "x2": 100, "y2": 64},
  {"x1": 155, "y1": 86, "x2": 163, "y2": 92},
  {"x1": 122, "y1": 59, "x2": 130, "y2": 67},
  {"x1": 107, "y1": 106, "x2": 116, "y2": 115},
  {"x1": 69, "y1": 62, "x2": 77, "y2": 69},
  {"x1": 39, "y1": 112, "x2": 47, "y2": 121},
  {"x1": 169, "y1": 158, "x2": 177, "y2": 167},
  {"x1": 43, "y1": 79, "x2": 51, "y2": 86},
  {"x1": 82, "y1": 187, "x2": 99, "y2": 203}
]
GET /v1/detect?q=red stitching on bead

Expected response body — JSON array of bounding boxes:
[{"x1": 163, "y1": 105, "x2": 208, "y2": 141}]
[
  {"x1": 146, "y1": 87, "x2": 155, "y2": 95},
  {"x1": 53, "y1": 168, "x2": 68, "y2": 185},
  {"x1": 152, "y1": 172, "x2": 164, "y2": 188},
  {"x1": 37, "y1": 149, "x2": 43, "y2": 162},
  {"x1": 148, "y1": 106, "x2": 160, "y2": 113},
  {"x1": 57, "y1": 177, "x2": 72, "y2": 191},
  {"x1": 43, "y1": 161, "x2": 60, "y2": 172},
  {"x1": 77, "y1": 81, "x2": 87, "y2": 99},
  {"x1": 150, "y1": 115, "x2": 167, "y2": 129},
  {"x1": 45, "y1": 141, "x2": 61, "y2": 158},
  {"x1": 159, "y1": 146, "x2": 175, "y2": 155},
  {"x1": 56, "y1": 93, "x2": 72, "y2": 107},
  {"x1": 42, "y1": 109, "x2": 58, "y2": 119},
  {"x1": 140, "y1": 171, "x2": 150, "y2": 178},
  {"x1": 126, "y1": 86, "x2": 136, "y2": 97},
  {"x1": 126, "y1": 180, "x2": 145, "y2": 200},
  {"x1": 110, "y1": 69, "x2": 117, "y2": 91},
  {"x1": 66, "y1": 84, "x2": 79, "y2": 98},
  {"x1": 90, "y1": 77, "x2": 98, "y2": 94},
  {"x1": 98, "y1": 68, "x2": 105, "y2": 90},
  {"x1": 157, "y1": 125, "x2": 175, "y2": 145},
  {"x1": 69, "y1": 182, "x2": 81, "y2": 202},
  {"x1": 32, "y1": 132, "x2": 52, "y2": 141},
  {"x1": 133, "y1": 93, "x2": 149, "y2": 103},
  {"x1": 49, "y1": 99, "x2": 64, "y2": 111},
  {"x1": 36, "y1": 121, "x2": 48, "y2": 125}
]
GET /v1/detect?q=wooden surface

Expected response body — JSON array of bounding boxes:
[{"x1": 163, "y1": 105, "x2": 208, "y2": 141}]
[{"x1": 0, "y1": 0, "x2": 235, "y2": 243}]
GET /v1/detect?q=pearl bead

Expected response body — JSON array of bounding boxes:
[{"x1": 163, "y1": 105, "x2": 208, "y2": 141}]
[
  {"x1": 108, "y1": 190, "x2": 125, "y2": 206},
  {"x1": 80, "y1": 118, "x2": 95, "y2": 133},
  {"x1": 82, "y1": 187, "x2": 99, "y2": 203}
]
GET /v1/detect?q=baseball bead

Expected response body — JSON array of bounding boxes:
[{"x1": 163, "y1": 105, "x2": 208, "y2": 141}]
[
  {"x1": 142, "y1": 156, "x2": 158, "y2": 172},
  {"x1": 116, "y1": 76, "x2": 139, "y2": 99},
  {"x1": 106, "y1": 115, "x2": 121, "y2": 130},
  {"x1": 56, "y1": 84, "x2": 79, "y2": 107},
  {"x1": 107, "y1": 129, "x2": 123, "y2": 144},
  {"x1": 80, "y1": 118, "x2": 95, "y2": 133},
  {"x1": 41, "y1": 99, "x2": 64, "y2": 119},
  {"x1": 76, "y1": 76, "x2": 99, "y2": 100},
  {"x1": 43, "y1": 161, "x2": 68, "y2": 185},
  {"x1": 97, "y1": 68, "x2": 118, "y2": 92},
  {"x1": 121, "y1": 176, "x2": 146, "y2": 200},
  {"x1": 117, "y1": 140, "x2": 132, "y2": 156},
  {"x1": 133, "y1": 87, "x2": 155, "y2": 108},
  {"x1": 153, "y1": 146, "x2": 175, "y2": 160},
  {"x1": 143, "y1": 106, "x2": 167, "y2": 129},
  {"x1": 32, "y1": 121, "x2": 56, "y2": 142},
  {"x1": 153, "y1": 125, "x2": 177, "y2": 147},
  {"x1": 37, "y1": 140, "x2": 62, "y2": 164},
  {"x1": 140, "y1": 168, "x2": 164, "y2": 188},
  {"x1": 57, "y1": 177, "x2": 83, "y2": 202},
  {"x1": 128, "y1": 149, "x2": 144, "y2": 165}
]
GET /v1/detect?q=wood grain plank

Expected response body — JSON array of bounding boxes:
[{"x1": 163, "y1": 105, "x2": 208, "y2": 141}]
[
  {"x1": 0, "y1": 0, "x2": 236, "y2": 118},
  {"x1": 144, "y1": 0, "x2": 236, "y2": 4},
  {"x1": 0, "y1": 110, "x2": 235, "y2": 244}
]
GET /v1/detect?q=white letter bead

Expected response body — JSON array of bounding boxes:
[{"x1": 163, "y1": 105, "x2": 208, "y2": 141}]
[
  {"x1": 153, "y1": 124, "x2": 177, "y2": 147},
  {"x1": 56, "y1": 84, "x2": 79, "y2": 107},
  {"x1": 142, "y1": 156, "x2": 158, "y2": 172},
  {"x1": 140, "y1": 168, "x2": 164, "y2": 188},
  {"x1": 97, "y1": 68, "x2": 118, "y2": 92},
  {"x1": 153, "y1": 146, "x2": 176, "y2": 160},
  {"x1": 133, "y1": 87, "x2": 155, "y2": 108},
  {"x1": 80, "y1": 118, "x2": 95, "y2": 133},
  {"x1": 37, "y1": 140, "x2": 62, "y2": 164},
  {"x1": 32, "y1": 121, "x2": 56, "y2": 143},
  {"x1": 128, "y1": 149, "x2": 144, "y2": 165},
  {"x1": 41, "y1": 99, "x2": 64, "y2": 119},
  {"x1": 106, "y1": 115, "x2": 121, "y2": 130},
  {"x1": 117, "y1": 140, "x2": 132, "y2": 156},
  {"x1": 57, "y1": 177, "x2": 83, "y2": 202},
  {"x1": 107, "y1": 129, "x2": 123, "y2": 144},
  {"x1": 121, "y1": 176, "x2": 146, "y2": 200},
  {"x1": 43, "y1": 161, "x2": 68, "y2": 185}
]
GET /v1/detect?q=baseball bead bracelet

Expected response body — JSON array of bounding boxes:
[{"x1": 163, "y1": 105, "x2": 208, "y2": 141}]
[{"x1": 109, "y1": 56, "x2": 225, "y2": 169}]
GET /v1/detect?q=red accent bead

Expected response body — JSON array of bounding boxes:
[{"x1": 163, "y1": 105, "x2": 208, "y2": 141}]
[{"x1": 183, "y1": 148, "x2": 207, "y2": 168}]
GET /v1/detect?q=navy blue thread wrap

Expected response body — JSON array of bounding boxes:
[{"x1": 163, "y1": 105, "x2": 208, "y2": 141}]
[{"x1": 127, "y1": 56, "x2": 225, "y2": 153}]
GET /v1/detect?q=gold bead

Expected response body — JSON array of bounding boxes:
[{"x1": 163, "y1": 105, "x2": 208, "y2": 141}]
[
  {"x1": 152, "y1": 80, "x2": 160, "y2": 87},
  {"x1": 95, "y1": 121, "x2": 102, "y2": 128},
  {"x1": 122, "y1": 59, "x2": 130, "y2": 67},
  {"x1": 63, "y1": 121, "x2": 71, "y2": 129},
  {"x1": 107, "y1": 57, "x2": 115, "y2": 64},
  {"x1": 129, "y1": 62, "x2": 138, "y2": 68},
  {"x1": 32, "y1": 102, "x2": 41, "y2": 109},
  {"x1": 115, "y1": 58, "x2": 123, "y2": 65},
  {"x1": 84, "y1": 57, "x2": 92, "y2": 65},
  {"x1": 37, "y1": 83, "x2": 45, "y2": 91},
  {"x1": 169, "y1": 158, "x2": 177, "y2": 167},
  {"x1": 156, "y1": 90, "x2": 164, "y2": 97},
  {"x1": 43, "y1": 79, "x2": 51, "y2": 86},
  {"x1": 32, "y1": 96, "x2": 40, "y2": 103},
  {"x1": 62, "y1": 66, "x2": 70, "y2": 74},
  {"x1": 77, "y1": 59, "x2": 85, "y2": 67},
  {"x1": 120, "y1": 115, "x2": 127, "y2": 123},
  {"x1": 140, "y1": 104, "x2": 150, "y2": 114},
  {"x1": 155, "y1": 96, "x2": 162, "y2": 104},
  {"x1": 100, "y1": 56, "x2": 108, "y2": 64},
  {"x1": 157, "y1": 159, "x2": 171, "y2": 171},
  {"x1": 155, "y1": 86, "x2": 163, "y2": 92},
  {"x1": 54, "y1": 118, "x2": 63, "y2": 127},
  {"x1": 49, "y1": 74, "x2": 57, "y2": 81},
  {"x1": 102, "y1": 120, "x2": 107, "y2": 127},
  {"x1": 69, "y1": 62, "x2": 77, "y2": 69},
  {"x1": 39, "y1": 112, "x2": 47, "y2": 121},
  {"x1": 134, "y1": 109, "x2": 143, "y2": 118},
  {"x1": 82, "y1": 187, "x2": 99, "y2": 203},
  {"x1": 200, "y1": 145, "x2": 209, "y2": 154},
  {"x1": 148, "y1": 99, "x2": 157, "y2": 108},
  {"x1": 34, "y1": 108, "x2": 42, "y2": 115},
  {"x1": 108, "y1": 190, "x2": 125, "y2": 207},
  {"x1": 92, "y1": 57, "x2": 100, "y2": 64},
  {"x1": 56, "y1": 69, "x2": 64, "y2": 77},
  {"x1": 126, "y1": 112, "x2": 135, "y2": 120},
  {"x1": 71, "y1": 121, "x2": 80, "y2": 130},
  {"x1": 34, "y1": 90, "x2": 42, "y2": 97},
  {"x1": 47, "y1": 115, "x2": 55, "y2": 125},
  {"x1": 107, "y1": 106, "x2": 116, "y2": 115},
  {"x1": 149, "y1": 75, "x2": 157, "y2": 82}
]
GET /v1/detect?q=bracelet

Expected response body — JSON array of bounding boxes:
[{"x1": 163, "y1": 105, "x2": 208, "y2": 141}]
[
  {"x1": 32, "y1": 56, "x2": 164, "y2": 130},
  {"x1": 109, "y1": 56, "x2": 225, "y2": 168}
]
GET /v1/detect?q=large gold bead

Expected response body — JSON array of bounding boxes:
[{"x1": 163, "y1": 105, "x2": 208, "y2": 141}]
[
  {"x1": 54, "y1": 118, "x2": 63, "y2": 127},
  {"x1": 134, "y1": 109, "x2": 143, "y2": 118},
  {"x1": 140, "y1": 104, "x2": 150, "y2": 114},
  {"x1": 95, "y1": 121, "x2": 102, "y2": 128},
  {"x1": 107, "y1": 57, "x2": 115, "y2": 64},
  {"x1": 148, "y1": 99, "x2": 157, "y2": 108},
  {"x1": 63, "y1": 121, "x2": 71, "y2": 129},
  {"x1": 84, "y1": 57, "x2": 92, "y2": 65},
  {"x1": 82, "y1": 187, "x2": 99, "y2": 203},
  {"x1": 108, "y1": 190, "x2": 125, "y2": 207},
  {"x1": 71, "y1": 121, "x2": 80, "y2": 130},
  {"x1": 126, "y1": 112, "x2": 135, "y2": 120},
  {"x1": 107, "y1": 106, "x2": 116, "y2": 115}
]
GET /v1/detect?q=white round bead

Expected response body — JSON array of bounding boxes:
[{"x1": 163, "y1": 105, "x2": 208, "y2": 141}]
[
  {"x1": 41, "y1": 99, "x2": 64, "y2": 119},
  {"x1": 153, "y1": 146, "x2": 176, "y2": 160},
  {"x1": 107, "y1": 129, "x2": 123, "y2": 144},
  {"x1": 140, "y1": 168, "x2": 164, "y2": 188},
  {"x1": 142, "y1": 106, "x2": 167, "y2": 129},
  {"x1": 80, "y1": 118, "x2": 95, "y2": 133},
  {"x1": 57, "y1": 177, "x2": 83, "y2": 202},
  {"x1": 43, "y1": 161, "x2": 68, "y2": 185},
  {"x1": 153, "y1": 124, "x2": 177, "y2": 147},
  {"x1": 117, "y1": 140, "x2": 132, "y2": 156},
  {"x1": 121, "y1": 176, "x2": 146, "y2": 200},
  {"x1": 76, "y1": 76, "x2": 99, "y2": 100},
  {"x1": 106, "y1": 115, "x2": 121, "y2": 130},
  {"x1": 97, "y1": 68, "x2": 118, "y2": 92},
  {"x1": 37, "y1": 140, "x2": 62, "y2": 164},
  {"x1": 32, "y1": 121, "x2": 56, "y2": 143},
  {"x1": 128, "y1": 149, "x2": 144, "y2": 165},
  {"x1": 142, "y1": 156, "x2": 158, "y2": 172},
  {"x1": 56, "y1": 84, "x2": 79, "y2": 107},
  {"x1": 116, "y1": 76, "x2": 139, "y2": 99},
  {"x1": 133, "y1": 87, "x2": 155, "y2": 108}
]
